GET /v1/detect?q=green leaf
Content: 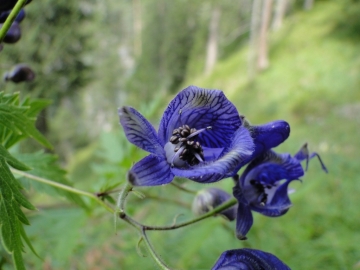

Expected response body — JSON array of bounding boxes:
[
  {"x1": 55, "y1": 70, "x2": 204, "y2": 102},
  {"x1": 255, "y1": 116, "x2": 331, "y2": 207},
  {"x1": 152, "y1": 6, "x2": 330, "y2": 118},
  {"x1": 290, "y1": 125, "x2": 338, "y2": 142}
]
[
  {"x1": 14, "y1": 151, "x2": 88, "y2": 209},
  {"x1": 0, "y1": 153, "x2": 35, "y2": 270},
  {"x1": 19, "y1": 224, "x2": 42, "y2": 260},
  {"x1": 0, "y1": 144, "x2": 30, "y2": 171},
  {"x1": 0, "y1": 92, "x2": 52, "y2": 149}
]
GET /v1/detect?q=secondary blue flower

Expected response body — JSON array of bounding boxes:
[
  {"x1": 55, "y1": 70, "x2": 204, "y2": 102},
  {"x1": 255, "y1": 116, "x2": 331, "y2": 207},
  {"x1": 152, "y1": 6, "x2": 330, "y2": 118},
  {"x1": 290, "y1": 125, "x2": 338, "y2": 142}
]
[
  {"x1": 233, "y1": 143, "x2": 328, "y2": 240},
  {"x1": 212, "y1": 248, "x2": 291, "y2": 270},
  {"x1": 119, "y1": 86, "x2": 255, "y2": 186}
]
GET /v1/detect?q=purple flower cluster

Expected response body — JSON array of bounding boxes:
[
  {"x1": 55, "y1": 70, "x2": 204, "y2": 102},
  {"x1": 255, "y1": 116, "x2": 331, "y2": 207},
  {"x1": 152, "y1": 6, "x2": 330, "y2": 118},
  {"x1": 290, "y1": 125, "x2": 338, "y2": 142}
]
[{"x1": 119, "y1": 85, "x2": 327, "y2": 268}]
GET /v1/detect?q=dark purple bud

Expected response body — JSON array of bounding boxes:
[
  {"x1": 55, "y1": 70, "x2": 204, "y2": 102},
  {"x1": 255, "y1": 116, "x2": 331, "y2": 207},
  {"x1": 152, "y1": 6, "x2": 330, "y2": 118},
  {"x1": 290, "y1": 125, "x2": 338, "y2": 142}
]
[
  {"x1": 0, "y1": 8, "x2": 25, "y2": 23},
  {"x1": 212, "y1": 249, "x2": 291, "y2": 270},
  {"x1": 1, "y1": 21, "x2": 21, "y2": 43},
  {"x1": 4, "y1": 64, "x2": 35, "y2": 83},
  {"x1": 192, "y1": 187, "x2": 237, "y2": 221}
]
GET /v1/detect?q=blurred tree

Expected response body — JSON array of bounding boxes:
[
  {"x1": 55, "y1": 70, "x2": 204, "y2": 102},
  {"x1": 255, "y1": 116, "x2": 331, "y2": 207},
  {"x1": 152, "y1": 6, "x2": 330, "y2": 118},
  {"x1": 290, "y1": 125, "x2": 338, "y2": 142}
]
[
  {"x1": 205, "y1": 4, "x2": 221, "y2": 75},
  {"x1": 126, "y1": 0, "x2": 200, "y2": 97},
  {"x1": 272, "y1": 0, "x2": 288, "y2": 31},
  {"x1": 257, "y1": 0, "x2": 273, "y2": 70},
  {"x1": 304, "y1": 0, "x2": 314, "y2": 10}
]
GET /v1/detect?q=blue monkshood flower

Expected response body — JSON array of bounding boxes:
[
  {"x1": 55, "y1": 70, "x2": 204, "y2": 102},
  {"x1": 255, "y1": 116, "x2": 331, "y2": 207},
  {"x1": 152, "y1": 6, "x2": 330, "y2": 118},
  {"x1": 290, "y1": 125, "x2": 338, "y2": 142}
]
[
  {"x1": 119, "y1": 86, "x2": 255, "y2": 186},
  {"x1": 212, "y1": 248, "x2": 291, "y2": 270},
  {"x1": 192, "y1": 187, "x2": 237, "y2": 221},
  {"x1": 233, "y1": 143, "x2": 328, "y2": 240}
]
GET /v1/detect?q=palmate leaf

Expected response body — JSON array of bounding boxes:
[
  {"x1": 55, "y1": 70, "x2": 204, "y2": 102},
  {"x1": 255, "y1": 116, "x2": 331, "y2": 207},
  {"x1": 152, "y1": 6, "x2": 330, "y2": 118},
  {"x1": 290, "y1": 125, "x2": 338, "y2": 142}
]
[
  {"x1": 0, "y1": 92, "x2": 52, "y2": 149},
  {"x1": 14, "y1": 151, "x2": 88, "y2": 208},
  {"x1": 0, "y1": 145, "x2": 36, "y2": 270}
]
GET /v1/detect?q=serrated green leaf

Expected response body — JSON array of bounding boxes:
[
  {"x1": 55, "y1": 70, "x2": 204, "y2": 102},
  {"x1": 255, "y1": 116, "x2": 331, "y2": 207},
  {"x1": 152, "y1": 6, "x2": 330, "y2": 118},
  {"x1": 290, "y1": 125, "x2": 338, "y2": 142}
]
[
  {"x1": 0, "y1": 92, "x2": 52, "y2": 149},
  {"x1": 0, "y1": 144, "x2": 30, "y2": 171},
  {"x1": 14, "y1": 151, "x2": 88, "y2": 209},
  {"x1": 0, "y1": 156, "x2": 33, "y2": 270},
  {"x1": 19, "y1": 223, "x2": 42, "y2": 260}
]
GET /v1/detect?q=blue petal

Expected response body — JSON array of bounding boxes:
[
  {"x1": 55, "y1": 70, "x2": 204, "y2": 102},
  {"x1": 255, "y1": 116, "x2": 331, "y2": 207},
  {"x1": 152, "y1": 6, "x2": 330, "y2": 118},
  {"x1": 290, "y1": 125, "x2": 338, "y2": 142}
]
[
  {"x1": 234, "y1": 120, "x2": 291, "y2": 172},
  {"x1": 233, "y1": 183, "x2": 254, "y2": 239},
  {"x1": 212, "y1": 249, "x2": 291, "y2": 270},
  {"x1": 170, "y1": 126, "x2": 254, "y2": 183},
  {"x1": 119, "y1": 106, "x2": 164, "y2": 155},
  {"x1": 158, "y1": 86, "x2": 242, "y2": 148},
  {"x1": 242, "y1": 151, "x2": 304, "y2": 186},
  {"x1": 129, "y1": 155, "x2": 174, "y2": 186},
  {"x1": 235, "y1": 202, "x2": 253, "y2": 240},
  {"x1": 250, "y1": 119, "x2": 290, "y2": 153}
]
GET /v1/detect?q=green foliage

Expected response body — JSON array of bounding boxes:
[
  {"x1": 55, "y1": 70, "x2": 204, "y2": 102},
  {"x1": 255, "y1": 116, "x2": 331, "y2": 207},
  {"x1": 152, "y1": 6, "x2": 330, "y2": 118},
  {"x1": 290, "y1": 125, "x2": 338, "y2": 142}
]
[
  {"x1": 14, "y1": 151, "x2": 88, "y2": 208},
  {"x1": 0, "y1": 92, "x2": 51, "y2": 149},
  {"x1": 0, "y1": 144, "x2": 35, "y2": 270}
]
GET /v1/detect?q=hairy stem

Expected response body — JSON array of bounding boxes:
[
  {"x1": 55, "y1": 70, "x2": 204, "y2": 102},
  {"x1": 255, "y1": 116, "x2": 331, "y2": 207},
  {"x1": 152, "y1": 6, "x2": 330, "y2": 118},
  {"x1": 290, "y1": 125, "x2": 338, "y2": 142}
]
[
  {"x1": 0, "y1": 0, "x2": 27, "y2": 42},
  {"x1": 141, "y1": 228, "x2": 171, "y2": 270},
  {"x1": 11, "y1": 168, "x2": 114, "y2": 213}
]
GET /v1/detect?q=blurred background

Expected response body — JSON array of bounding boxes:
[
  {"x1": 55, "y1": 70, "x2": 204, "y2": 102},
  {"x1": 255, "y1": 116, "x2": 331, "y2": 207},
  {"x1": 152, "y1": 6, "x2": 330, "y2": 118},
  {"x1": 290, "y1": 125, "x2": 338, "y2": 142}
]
[{"x1": 1, "y1": 0, "x2": 360, "y2": 269}]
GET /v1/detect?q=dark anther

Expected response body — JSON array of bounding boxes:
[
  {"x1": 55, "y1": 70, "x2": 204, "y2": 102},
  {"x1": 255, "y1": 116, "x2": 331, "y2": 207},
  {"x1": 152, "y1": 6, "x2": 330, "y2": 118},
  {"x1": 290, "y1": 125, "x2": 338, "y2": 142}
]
[
  {"x1": 169, "y1": 124, "x2": 209, "y2": 166},
  {"x1": 181, "y1": 130, "x2": 189, "y2": 137},
  {"x1": 119, "y1": 212, "x2": 126, "y2": 219},
  {"x1": 170, "y1": 135, "x2": 179, "y2": 143}
]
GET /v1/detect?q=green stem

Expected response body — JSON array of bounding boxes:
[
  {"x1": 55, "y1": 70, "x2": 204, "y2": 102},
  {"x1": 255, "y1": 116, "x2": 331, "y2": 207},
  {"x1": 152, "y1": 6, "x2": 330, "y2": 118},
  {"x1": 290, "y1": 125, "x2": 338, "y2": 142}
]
[
  {"x1": 116, "y1": 180, "x2": 237, "y2": 269},
  {"x1": 144, "y1": 198, "x2": 237, "y2": 231},
  {"x1": 11, "y1": 168, "x2": 114, "y2": 213},
  {"x1": 141, "y1": 229, "x2": 171, "y2": 270},
  {"x1": 117, "y1": 181, "x2": 133, "y2": 212},
  {"x1": 0, "y1": 0, "x2": 27, "y2": 43}
]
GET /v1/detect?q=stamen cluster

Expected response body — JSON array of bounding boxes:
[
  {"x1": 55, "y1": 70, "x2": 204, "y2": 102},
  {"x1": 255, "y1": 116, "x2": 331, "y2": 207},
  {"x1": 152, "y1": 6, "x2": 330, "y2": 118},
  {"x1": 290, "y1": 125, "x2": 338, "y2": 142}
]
[{"x1": 169, "y1": 125, "x2": 205, "y2": 166}]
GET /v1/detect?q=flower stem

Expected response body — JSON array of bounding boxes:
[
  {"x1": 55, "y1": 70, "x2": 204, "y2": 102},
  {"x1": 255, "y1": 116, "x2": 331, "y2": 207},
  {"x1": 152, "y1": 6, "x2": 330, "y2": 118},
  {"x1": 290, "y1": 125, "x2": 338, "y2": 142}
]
[
  {"x1": 141, "y1": 228, "x2": 171, "y2": 270},
  {"x1": 143, "y1": 198, "x2": 237, "y2": 231},
  {"x1": 0, "y1": 0, "x2": 27, "y2": 43},
  {"x1": 11, "y1": 168, "x2": 115, "y2": 213}
]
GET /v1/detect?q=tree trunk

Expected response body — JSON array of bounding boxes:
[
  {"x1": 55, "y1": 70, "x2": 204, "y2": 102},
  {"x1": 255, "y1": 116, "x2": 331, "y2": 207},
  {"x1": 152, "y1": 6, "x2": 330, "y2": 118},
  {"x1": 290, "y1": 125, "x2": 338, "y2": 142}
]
[
  {"x1": 304, "y1": 0, "x2": 314, "y2": 10},
  {"x1": 205, "y1": 6, "x2": 221, "y2": 75},
  {"x1": 257, "y1": 0, "x2": 273, "y2": 70},
  {"x1": 248, "y1": 0, "x2": 262, "y2": 79},
  {"x1": 132, "y1": 0, "x2": 142, "y2": 57},
  {"x1": 272, "y1": 0, "x2": 287, "y2": 31}
]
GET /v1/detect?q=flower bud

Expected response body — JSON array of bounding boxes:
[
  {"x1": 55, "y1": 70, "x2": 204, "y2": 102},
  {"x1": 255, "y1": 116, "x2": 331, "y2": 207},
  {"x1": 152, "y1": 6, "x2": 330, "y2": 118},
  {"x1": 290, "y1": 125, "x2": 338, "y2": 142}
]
[
  {"x1": 1, "y1": 21, "x2": 21, "y2": 43},
  {"x1": 192, "y1": 187, "x2": 236, "y2": 221},
  {"x1": 4, "y1": 64, "x2": 35, "y2": 83}
]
